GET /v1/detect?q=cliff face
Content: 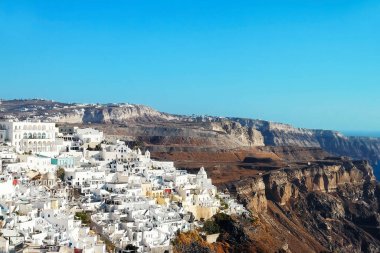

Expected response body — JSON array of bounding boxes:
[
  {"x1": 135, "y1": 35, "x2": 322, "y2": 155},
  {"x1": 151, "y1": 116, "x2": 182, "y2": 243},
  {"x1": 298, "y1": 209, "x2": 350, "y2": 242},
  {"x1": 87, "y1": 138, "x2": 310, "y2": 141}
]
[
  {"x1": 231, "y1": 118, "x2": 380, "y2": 166},
  {"x1": 233, "y1": 159, "x2": 380, "y2": 253},
  {"x1": 56, "y1": 104, "x2": 179, "y2": 124},
  {"x1": 80, "y1": 105, "x2": 180, "y2": 124},
  {"x1": 0, "y1": 99, "x2": 179, "y2": 124}
]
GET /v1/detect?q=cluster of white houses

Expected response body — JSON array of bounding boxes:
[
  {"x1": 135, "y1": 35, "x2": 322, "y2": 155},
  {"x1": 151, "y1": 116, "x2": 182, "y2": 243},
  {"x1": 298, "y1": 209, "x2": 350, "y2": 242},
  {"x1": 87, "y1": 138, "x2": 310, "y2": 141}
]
[{"x1": 0, "y1": 120, "x2": 247, "y2": 253}]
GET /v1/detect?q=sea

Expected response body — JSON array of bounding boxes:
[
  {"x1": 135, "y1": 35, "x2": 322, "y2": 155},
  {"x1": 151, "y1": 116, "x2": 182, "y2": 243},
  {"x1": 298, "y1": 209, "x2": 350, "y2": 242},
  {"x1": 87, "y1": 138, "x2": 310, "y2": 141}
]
[
  {"x1": 375, "y1": 164, "x2": 380, "y2": 182},
  {"x1": 342, "y1": 131, "x2": 380, "y2": 138},
  {"x1": 342, "y1": 131, "x2": 380, "y2": 181}
]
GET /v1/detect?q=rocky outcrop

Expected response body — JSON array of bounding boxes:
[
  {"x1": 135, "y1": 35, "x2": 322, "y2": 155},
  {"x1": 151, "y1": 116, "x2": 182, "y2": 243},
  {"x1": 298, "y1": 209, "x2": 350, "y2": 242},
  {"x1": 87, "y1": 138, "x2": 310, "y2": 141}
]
[
  {"x1": 211, "y1": 120, "x2": 265, "y2": 146},
  {"x1": 0, "y1": 99, "x2": 179, "y2": 124},
  {"x1": 233, "y1": 158, "x2": 380, "y2": 253},
  {"x1": 58, "y1": 104, "x2": 179, "y2": 124},
  {"x1": 232, "y1": 118, "x2": 380, "y2": 167},
  {"x1": 236, "y1": 159, "x2": 377, "y2": 213},
  {"x1": 233, "y1": 177, "x2": 268, "y2": 213}
]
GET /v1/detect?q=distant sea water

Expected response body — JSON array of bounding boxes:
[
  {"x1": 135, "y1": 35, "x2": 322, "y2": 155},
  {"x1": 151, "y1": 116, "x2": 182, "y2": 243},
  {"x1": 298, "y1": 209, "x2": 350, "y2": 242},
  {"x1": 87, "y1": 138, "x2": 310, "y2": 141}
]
[
  {"x1": 341, "y1": 131, "x2": 380, "y2": 181},
  {"x1": 375, "y1": 164, "x2": 380, "y2": 181},
  {"x1": 341, "y1": 131, "x2": 380, "y2": 138}
]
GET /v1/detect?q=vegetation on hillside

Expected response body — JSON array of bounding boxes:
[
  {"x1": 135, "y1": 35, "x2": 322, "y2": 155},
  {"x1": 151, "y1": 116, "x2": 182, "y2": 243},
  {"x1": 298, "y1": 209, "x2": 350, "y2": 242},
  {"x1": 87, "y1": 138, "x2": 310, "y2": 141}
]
[
  {"x1": 75, "y1": 211, "x2": 91, "y2": 225},
  {"x1": 56, "y1": 167, "x2": 65, "y2": 181},
  {"x1": 203, "y1": 219, "x2": 220, "y2": 235}
]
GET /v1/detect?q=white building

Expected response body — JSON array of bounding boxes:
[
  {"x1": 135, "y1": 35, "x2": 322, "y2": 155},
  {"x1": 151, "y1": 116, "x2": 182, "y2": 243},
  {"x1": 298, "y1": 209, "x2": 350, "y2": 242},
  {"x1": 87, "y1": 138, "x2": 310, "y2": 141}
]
[
  {"x1": 76, "y1": 128, "x2": 104, "y2": 144},
  {"x1": 65, "y1": 166, "x2": 106, "y2": 193},
  {"x1": 0, "y1": 174, "x2": 18, "y2": 200},
  {"x1": 0, "y1": 120, "x2": 59, "y2": 154}
]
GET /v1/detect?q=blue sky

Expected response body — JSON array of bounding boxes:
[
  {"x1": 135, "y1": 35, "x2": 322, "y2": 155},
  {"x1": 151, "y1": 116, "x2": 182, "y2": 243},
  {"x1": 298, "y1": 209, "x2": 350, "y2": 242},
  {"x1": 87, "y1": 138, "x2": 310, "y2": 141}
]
[{"x1": 0, "y1": 1, "x2": 379, "y2": 131}]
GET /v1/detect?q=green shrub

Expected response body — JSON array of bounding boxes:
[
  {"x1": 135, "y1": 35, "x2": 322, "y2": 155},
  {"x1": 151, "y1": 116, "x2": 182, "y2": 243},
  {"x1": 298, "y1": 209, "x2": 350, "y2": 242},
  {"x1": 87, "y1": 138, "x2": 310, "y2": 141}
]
[
  {"x1": 56, "y1": 167, "x2": 65, "y2": 181},
  {"x1": 203, "y1": 219, "x2": 220, "y2": 235},
  {"x1": 75, "y1": 211, "x2": 91, "y2": 225}
]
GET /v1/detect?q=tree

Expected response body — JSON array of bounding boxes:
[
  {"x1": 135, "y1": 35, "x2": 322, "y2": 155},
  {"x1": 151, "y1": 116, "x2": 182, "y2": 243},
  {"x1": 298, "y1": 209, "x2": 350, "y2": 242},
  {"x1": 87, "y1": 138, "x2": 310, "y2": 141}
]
[
  {"x1": 75, "y1": 211, "x2": 91, "y2": 225},
  {"x1": 203, "y1": 219, "x2": 220, "y2": 235},
  {"x1": 56, "y1": 167, "x2": 65, "y2": 181}
]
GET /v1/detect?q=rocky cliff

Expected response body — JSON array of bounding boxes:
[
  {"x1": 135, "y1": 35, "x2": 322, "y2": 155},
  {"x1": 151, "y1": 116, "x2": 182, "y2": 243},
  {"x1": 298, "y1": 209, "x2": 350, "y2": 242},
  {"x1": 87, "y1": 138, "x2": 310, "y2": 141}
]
[
  {"x1": 232, "y1": 118, "x2": 380, "y2": 167},
  {"x1": 232, "y1": 158, "x2": 380, "y2": 253}
]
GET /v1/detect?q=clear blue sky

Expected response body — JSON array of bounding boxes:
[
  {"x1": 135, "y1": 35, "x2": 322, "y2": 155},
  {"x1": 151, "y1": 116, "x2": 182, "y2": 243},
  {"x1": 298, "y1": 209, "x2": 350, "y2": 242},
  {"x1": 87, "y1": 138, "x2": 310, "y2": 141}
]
[{"x1": 0, "y1": 1, "x2": 379, "y2": 131}]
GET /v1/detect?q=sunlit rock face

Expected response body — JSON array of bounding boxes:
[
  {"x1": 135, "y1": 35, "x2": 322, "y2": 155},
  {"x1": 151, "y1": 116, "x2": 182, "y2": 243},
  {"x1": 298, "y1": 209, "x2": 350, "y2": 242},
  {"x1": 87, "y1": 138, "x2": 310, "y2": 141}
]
[
  {"x1": 235, "y1": 177, "x2": 267, "y2": 213},
  {"x1": 232, "y1": 158, "x2": 380, "y2": 253},
  {"x1": 237, "y1": 159, "x2": 376, "y2": 208}
]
